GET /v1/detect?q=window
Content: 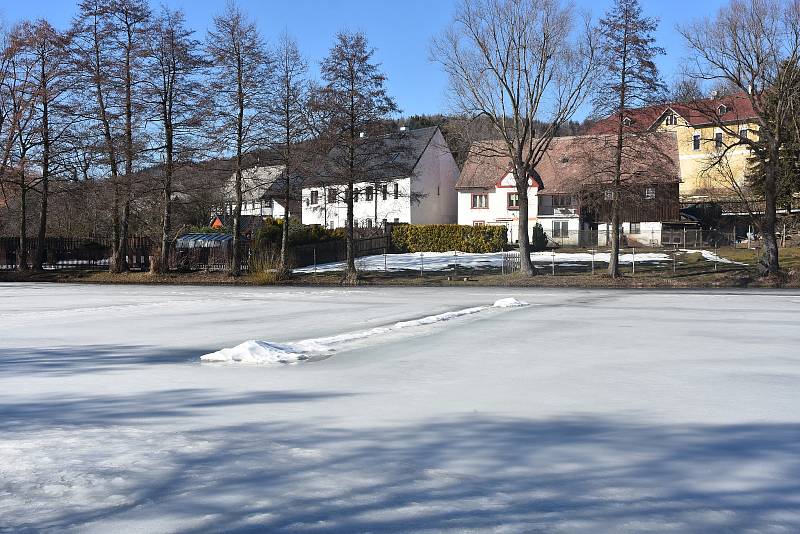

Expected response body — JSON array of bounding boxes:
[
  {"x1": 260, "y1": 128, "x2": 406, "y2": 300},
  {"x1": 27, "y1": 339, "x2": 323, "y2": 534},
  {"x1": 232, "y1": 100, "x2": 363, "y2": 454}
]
[
  {"x1": 604, "y1": 190, "x2": 614, "y2": 201},
  {"x1": 552, "y1": 220, "x2": 569, "y2": 238},
  {"x1": 393, "y1": 183, "x2": 399, "y2": 199},
  {"x1": 693, "y1": 134, "x2": 701, "y2": 151},
  {"x1": 327, "y1": 221, "x2": 334, "y2": 230},
  {"x1": 353, "y1": 189, "x2": 360, "y2": 202},
  {"x1": 715, "y1": 132, "x2": 723, "y2": 149},
  {"x1": 553, "y1": 195, "x2": 572, "y2": 207},
  {"x1": 740, "y1": 128, "x2": 749, "y2": 140},
  {"x1": 310, "y1": 190, "x2": 319, "y2": 205},
  {"x1": 437, "y1": 185, "x2": 440, "y2": 196},
  {"x1": 365, "y1": 186, "x2": 373, "y2": 201},
  {"x1": 382, "y1": 185, "x2": 388, "y2": 200},
  {"x1": 623, "y1": 117, "x2": 632, "y2": 126},
  {"x1": 472, "y1": 193, "x2": 489, "y2": 209},
  {"x1": 665, "y1": 114, "x2": 677, "y2": 126},
  {"x1": 717, "y1": 104, "x2": 727, "y2": 116},
  {"x1": 365, "y1": 218, "x2": 372, "y2": 228},
  {"x1": 393, "y1": 217, "x2": 400, "y2": 223},
  {"x1": 327, "y1": 188, "x2": 336, "y2": 203},
  {"x1": 507, "y1": 192, "x2": 519, "y2": 209},
  {"x1": 473, "y1": 221, "x2": 485, "y2": 226},
  {"x1": 630, "y1": 222, "x2": 641, "y2": 234},
  {"x1": 644, "y1": 186, "x2": 656, "y2": 200}
]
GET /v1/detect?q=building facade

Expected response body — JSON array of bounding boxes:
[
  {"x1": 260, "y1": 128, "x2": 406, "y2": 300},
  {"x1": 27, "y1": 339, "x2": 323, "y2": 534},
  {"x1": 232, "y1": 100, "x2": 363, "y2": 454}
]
[
  {"x1": 456, "y1": 133, "x2": 682, "y2": 246},
  {"x1": 588, "y1": 93, "x2": 759, "y2": 202},
  {"x1": 301, "y1": 127, "x2": 460, "y2": 229}
]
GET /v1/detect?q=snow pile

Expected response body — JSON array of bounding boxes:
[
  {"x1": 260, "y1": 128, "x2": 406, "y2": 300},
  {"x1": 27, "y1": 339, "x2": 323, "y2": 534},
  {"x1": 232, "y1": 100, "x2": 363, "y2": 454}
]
[
  {"x1": 200, "y1": 340, "x2": 312, "y2": 364},
  {"x1": 493, "y1": 297, "x2": 529, "y2": 308},
  {"x1": 201, "y1": 298, "x2": 527, "y2": 365}
]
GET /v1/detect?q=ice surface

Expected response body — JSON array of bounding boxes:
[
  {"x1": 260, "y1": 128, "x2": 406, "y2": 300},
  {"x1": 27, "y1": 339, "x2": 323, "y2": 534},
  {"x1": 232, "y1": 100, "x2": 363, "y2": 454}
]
[{"x1": 2, "y1": 283, "x2": 800, "y2": 532}]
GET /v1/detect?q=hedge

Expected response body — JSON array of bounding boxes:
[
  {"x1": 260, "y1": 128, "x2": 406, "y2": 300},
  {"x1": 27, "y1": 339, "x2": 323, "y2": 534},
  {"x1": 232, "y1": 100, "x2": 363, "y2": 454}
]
[{"x1": 391, "y1": 224, "x2": 507, "y2": 253}]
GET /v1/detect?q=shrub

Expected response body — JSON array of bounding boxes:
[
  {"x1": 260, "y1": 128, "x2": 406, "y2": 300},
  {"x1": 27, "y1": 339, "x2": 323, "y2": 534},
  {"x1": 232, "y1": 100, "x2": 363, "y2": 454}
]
[
  {"x1": 530, "y1": 223, "x2": 548, "y2": 252},
  {"x1": 254, "y1": 218, "x2": 344, "y2": 248},
  {"x1": 390, "y1": 224, "x2": 507, "y2": 253}
]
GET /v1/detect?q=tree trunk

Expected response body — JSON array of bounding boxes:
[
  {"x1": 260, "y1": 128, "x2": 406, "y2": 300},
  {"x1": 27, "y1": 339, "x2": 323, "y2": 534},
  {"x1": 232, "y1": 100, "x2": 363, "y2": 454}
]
[
  {"x1": 760, "y1": 156, "x2": 781, "y2": 275},
  {"x1": 608, "y1": 201, "x2": 621, "y2": 277},
  {"x1": 19, "y1": 182, "x2": 29, "y2": 271},
  {"x1": 278, "y1": 167, "x2": 291, "y2": 278},
  {"x1": 516, "y1": 168, "x2": 534, "y2": 276},
  {"x1": 118, "y1": 32, "x2": 135, "y2": 273},
  {"x1": 231, "y1": 167, "x2": 242, "y2": 276},
  {"x1": 231, "y1": 55, "x2": 245, "y2": 277},
  {"x1": 34, "y1": 84, "x2": 50, "y2": 272},
  {"x1": 343, "y1": 181, "x2": 357, "y2": 284},
  {"x1": 159, "y1": 117, "x2": 173, "y2": 274}
]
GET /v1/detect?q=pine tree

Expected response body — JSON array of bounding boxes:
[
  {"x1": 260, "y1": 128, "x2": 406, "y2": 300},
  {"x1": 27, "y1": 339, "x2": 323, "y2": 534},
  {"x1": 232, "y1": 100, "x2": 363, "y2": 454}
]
[
  {"x1": 594, "y1": 0, "x2": 664, "y2": 278},
  {"x1": 317, "y1": 31, "x2": 398, "y2": 284}
]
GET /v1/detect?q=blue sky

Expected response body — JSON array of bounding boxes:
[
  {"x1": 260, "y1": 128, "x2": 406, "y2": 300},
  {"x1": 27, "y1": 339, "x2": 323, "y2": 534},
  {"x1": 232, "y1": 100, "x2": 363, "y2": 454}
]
[{"x1": 0, "y1": 0, "x2": 730, "y2": 120}]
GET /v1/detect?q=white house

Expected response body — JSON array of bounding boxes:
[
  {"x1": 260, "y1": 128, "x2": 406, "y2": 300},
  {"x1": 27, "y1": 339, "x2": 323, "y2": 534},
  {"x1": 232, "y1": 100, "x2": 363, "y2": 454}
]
[
  {"x1": 222, "y1": 165, "x2": 301, "y2": 220},
  {"x1": 301, "y1": 126, "x2": 459, "y2": 229},
  {"x1": 456, "y1": 133, "x2": 683, "y2": 246}
]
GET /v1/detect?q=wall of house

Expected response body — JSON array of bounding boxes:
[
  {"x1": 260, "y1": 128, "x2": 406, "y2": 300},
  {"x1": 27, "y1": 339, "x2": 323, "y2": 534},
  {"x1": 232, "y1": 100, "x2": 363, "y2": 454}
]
[
  {"x1": 409, "y1": 129, "x2": 460, "y2": 224},
  {"x1": 457, "y1": 174, "x2": 539, "y2": 243},
  {"x1": 597, "y1": 221, "x2": 663, "y2": 246},
  {"x1": 235, "y1": 200, "x2": 287, "y2": 219},
  {"x1": 655, "y1": 113, "x2": 756, "y2": 201},
  {"x1": 301, "y1": 177, "x2": 412, "y2": 229}
]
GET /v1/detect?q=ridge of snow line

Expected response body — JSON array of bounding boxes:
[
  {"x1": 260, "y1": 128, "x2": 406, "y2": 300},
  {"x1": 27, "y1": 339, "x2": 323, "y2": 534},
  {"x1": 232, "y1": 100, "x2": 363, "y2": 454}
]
[{"x1": 200, "y1": 298, "x2": 529, "y2": 365}]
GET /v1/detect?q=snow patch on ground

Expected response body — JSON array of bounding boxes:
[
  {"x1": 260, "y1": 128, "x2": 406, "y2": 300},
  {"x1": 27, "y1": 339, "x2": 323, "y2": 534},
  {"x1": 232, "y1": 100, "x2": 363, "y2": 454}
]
[
  {"x1": 681, "y1": 249, "x2": 746, "y2": 265},
  {"x1": 295, "y1": 250, "x2": 675, "y2": 273},
  {"x1": 201, "y1": 298, "x2": 528, "y2": 365}
]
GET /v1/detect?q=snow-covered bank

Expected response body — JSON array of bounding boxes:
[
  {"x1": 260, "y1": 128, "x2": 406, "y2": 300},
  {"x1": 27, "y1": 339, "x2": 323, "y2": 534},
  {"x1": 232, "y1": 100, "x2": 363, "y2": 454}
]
[
  {"x1": 293, "y1": 249, "x2": 737, "y2": 273},
  {"x1": 201, "y1": 297, "x2": 529, "y2": 364}
]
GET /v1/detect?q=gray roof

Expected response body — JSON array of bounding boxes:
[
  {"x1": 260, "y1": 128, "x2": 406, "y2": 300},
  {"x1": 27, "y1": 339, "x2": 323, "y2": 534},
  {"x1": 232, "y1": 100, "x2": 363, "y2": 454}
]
[
  {"x1": 306, "y1": 126, "x2": 439, "y2": 186},
  {"x1": 225, "y1": 165, "x2": 302, "y2": 202}
]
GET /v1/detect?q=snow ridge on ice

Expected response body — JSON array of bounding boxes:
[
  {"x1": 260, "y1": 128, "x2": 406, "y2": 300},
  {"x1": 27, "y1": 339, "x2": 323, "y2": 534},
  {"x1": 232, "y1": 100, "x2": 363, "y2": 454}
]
[{"x1": 201, "y1": 298, "x2": 528, "y2": 365}]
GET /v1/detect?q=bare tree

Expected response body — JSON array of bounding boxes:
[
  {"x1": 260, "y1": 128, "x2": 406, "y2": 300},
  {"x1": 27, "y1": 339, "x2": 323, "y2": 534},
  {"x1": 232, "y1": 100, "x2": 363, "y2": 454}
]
[
  {"x1": 71, "y1": 0, "x2": 126, "y2": 271},
  {"x1": 593, "y1": 0, "x2": 665, "y2": 278},
  {"x1": 268, "y1": 32, "x2": 309, "y2": 278},
  {"x1": 1, "y1": 25, "x2": 41, "y2": 271},
  {"x1": 432, "y1": 0, "x2": 596, "y2": 276},
  {"x1": 108, "y1": 0, "x2": 150, "y2": 271},
  {"x1": 206, "y1": 1, "x2": 271, "y2": 276},
  {"x1": 145, "y1": 7, "x2": 206, "y2": 273},
  {"x1": 316, "y1": 31, "x2": 399, "y2": 284},
  {"x1": 680, "y1": 0, "x2": 800, "y2": 275},
  {"x1": 9, "y1": 20, "x2": 75, "y2": 271}
]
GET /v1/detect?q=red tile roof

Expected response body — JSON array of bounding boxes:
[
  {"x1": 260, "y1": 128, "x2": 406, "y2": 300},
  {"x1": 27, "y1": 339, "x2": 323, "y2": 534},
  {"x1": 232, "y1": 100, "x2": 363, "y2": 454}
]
[
  {"x1": 456, "y1": 132, "x2": 681, "y2": 194},
  {"x1": 587, "y1": 93, "x2": 759, "y2": 134}
]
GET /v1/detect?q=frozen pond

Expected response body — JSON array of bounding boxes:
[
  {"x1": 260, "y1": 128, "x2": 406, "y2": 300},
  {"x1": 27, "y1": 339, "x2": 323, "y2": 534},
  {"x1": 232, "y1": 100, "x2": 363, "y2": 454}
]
[{"x1": 2, "y1": 283, "x2": 800, "y2": 532}]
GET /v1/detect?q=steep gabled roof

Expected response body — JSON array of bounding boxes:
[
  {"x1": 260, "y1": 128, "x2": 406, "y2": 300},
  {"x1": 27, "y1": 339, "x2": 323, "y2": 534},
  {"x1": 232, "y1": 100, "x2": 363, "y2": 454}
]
[
  {"x1": 304, "y1": 126, "x2": 439, "y2": 187},
  {"x1": 456, "y1": 132, "x2": 681, "y2": 194},
  {"x1": 587, "y1": 93, "x2": 759, "y2": 134}
]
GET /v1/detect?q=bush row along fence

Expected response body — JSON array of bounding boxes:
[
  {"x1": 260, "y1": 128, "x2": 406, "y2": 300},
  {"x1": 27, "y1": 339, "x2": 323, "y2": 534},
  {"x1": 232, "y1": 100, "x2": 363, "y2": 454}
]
[{"x1": 0, "y1": 234, "x2": 391, "y2": 272}]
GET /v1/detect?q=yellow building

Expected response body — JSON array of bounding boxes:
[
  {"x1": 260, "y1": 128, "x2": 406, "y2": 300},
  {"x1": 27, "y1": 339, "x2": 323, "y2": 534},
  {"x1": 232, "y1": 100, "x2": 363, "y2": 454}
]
[{"x1": 589, "y1": 93, "x2": 759, "y2": 203}]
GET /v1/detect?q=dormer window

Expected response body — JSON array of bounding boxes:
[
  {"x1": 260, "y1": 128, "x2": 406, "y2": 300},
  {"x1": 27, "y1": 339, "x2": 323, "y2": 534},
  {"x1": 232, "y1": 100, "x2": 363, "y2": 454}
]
[
  {"x1": 717, "y1": 104, "x2": 728, "y2": 116},
  {"x1": 622, "y1": 117, "x2": 632, "y2": 126}
]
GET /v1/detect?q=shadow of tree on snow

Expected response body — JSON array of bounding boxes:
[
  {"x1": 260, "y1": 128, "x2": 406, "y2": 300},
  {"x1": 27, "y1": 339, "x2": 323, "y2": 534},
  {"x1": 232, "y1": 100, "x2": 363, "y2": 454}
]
[{"x1": 2, "y1": 385, "x2": 799, "y2": 532}]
